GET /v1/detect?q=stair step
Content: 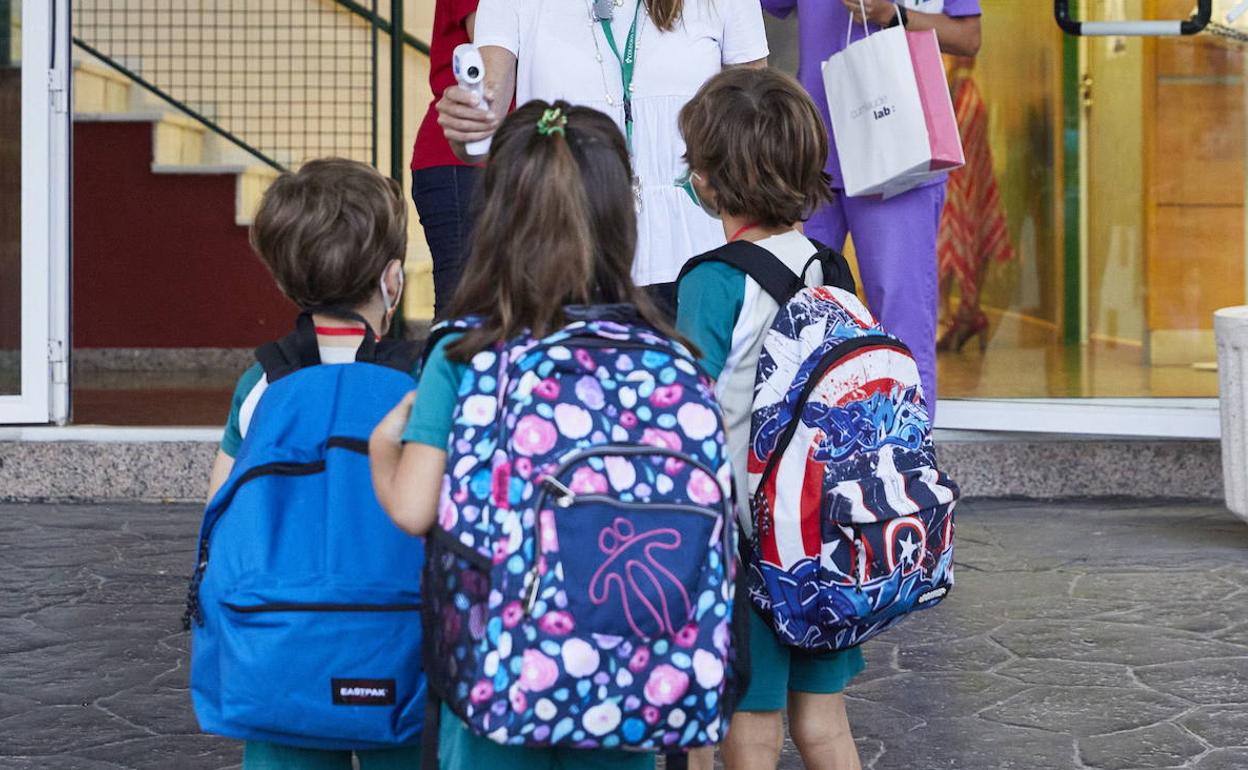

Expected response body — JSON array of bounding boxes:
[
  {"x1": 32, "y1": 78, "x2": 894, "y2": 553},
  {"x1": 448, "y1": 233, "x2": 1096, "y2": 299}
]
[
  {"x1": 73, "y1": 59, "x2": 134, "y2": 113},
  {"x1": 73, "y1": 110, "x2": 200, "y2": 128},
  {"x1": 148, "y1": 164, "x2": 281, "y2": 226}
]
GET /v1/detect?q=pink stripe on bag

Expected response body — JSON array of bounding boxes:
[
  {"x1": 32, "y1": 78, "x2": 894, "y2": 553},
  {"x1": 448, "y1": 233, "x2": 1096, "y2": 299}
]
[{"x1": 907, "y1": 29, "x2": 964, "y2": 171}]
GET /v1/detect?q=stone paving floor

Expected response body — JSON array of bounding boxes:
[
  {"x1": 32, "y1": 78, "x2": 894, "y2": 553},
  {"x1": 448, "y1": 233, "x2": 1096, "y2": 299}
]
[{"x1": 1, "y1": 500, "x2": 1246, "y2": 770}]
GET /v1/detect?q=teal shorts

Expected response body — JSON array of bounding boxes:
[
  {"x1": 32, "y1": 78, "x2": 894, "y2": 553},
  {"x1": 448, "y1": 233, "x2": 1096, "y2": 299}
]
[
  {"x1": 242, "y1": 741, "x2": 422, "y2": 770},
  {"x1": 438, "y1": 704, "x2": 655, "y2": 770},
  {"x1": 736, "y1": 609, "x2": 866, "y2": 712}
]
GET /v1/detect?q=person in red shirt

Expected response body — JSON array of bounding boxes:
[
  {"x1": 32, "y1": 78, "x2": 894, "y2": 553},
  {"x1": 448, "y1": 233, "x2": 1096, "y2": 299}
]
[{"x1": 412, "y1": 0, "x2": 480, "y2": 319}]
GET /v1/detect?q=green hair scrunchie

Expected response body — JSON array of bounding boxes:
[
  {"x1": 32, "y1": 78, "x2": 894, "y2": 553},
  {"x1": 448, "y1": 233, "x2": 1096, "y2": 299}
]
[{"x1": 537, "y1": 107, "x2": 568, "y2": 137}]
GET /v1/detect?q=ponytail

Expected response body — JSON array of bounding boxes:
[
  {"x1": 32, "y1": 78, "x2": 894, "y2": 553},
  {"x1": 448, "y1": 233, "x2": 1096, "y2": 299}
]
[
  {"x1": 447, "y1": 102, "x2": 602, "y2": 360},
  {"x1": 646, "y1": 0, "x2": 684, "y2": 32}
]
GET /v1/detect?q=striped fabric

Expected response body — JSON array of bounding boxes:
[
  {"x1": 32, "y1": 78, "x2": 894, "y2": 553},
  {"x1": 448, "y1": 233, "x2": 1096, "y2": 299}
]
[{"x1": 937, "y1": 70, "x2": 1015, "y2": 299}]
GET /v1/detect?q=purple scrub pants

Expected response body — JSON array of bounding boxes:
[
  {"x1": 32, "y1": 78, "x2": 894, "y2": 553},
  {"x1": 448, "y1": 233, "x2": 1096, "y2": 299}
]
[{"x1": 806, "y1": 183, "x2": 947, "y2": 415}]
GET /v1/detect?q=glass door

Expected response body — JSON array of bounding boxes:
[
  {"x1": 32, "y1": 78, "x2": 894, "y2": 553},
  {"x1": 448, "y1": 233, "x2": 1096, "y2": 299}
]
[
  {"x1": 935, "y1": 0, "x2": 1241, "y2": 437},
  {"x1": 0, "y1": 0, "x2": 69, "y2": 424}
]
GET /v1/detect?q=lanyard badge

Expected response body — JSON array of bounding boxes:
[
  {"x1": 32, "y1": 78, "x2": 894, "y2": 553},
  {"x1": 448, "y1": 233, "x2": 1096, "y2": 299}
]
[{"x1": 592, "y1": 0, "x2": 614, "y2": 22}]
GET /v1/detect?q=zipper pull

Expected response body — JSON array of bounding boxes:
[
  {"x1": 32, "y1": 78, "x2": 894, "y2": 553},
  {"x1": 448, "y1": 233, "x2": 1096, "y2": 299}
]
[
  {"x1": 524, "y1": 571, "x2": 542, "y2": 614},
  {"x1": 541, "y1": 477, "x2": 576, "y2": 508}
]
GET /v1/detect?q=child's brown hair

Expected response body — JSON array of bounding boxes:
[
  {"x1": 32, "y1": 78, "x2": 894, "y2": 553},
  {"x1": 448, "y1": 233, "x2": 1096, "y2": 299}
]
[
  {"x1": 679, "y1": 67, "x2": 833, "y2": 228},
  {"x1": 446, "y1": 100, "x2": 686, "y2": 361},
  {"x1": 250, "y1": 158, "x2": 407, "y2": 310}
]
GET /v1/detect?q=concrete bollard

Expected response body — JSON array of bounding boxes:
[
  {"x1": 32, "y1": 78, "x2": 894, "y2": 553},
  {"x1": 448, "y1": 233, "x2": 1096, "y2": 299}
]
[{"x1": 1215, "y1": 306, "x2": 1248, "y2": 523}]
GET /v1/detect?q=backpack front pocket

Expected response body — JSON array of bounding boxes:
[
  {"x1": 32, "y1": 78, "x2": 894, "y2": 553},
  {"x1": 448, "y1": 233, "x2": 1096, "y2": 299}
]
[
  {"x1": 523, "y1": 446, "x2": 730, "y2": 640},
  {"x1": 209, "y1": 582, "x2": 425, "y2": 748},
  {"x1": 543, "y1": 495, "x2": 719, "y2": 640}
]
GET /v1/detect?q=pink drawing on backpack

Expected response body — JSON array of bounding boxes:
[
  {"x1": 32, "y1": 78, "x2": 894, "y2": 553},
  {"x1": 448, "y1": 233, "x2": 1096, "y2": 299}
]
[{"x1": 589, "y1": 517, "x2": 692, "y2": 639}]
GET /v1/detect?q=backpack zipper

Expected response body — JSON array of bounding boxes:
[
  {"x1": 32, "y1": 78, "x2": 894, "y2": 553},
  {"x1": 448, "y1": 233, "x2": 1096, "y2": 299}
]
[
  {"x1": 510, "y1": 335, "x2": 710, "y2": 381},
  {"x1": 751, "y1": 335, "x2": 913, "y2": 510},
  {"x1": 524, "y1": 444, "x2": 732, "y2": 615},
  {"x1": 183, "y1": 438, "x2": 369, "y2": 630},
  {"x1": 223, "y1": 601, "x2": 421, "y2": 614}
]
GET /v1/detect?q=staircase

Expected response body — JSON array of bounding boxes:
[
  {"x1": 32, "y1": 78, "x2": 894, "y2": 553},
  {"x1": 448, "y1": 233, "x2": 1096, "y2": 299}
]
[{"x1": 72, "y1": 56, "x2": 295, "y2": 351}]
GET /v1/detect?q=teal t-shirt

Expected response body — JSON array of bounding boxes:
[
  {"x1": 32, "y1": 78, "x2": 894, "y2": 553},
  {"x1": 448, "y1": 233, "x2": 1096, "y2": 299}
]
[
  {"x1": 220, "y1": 363, "x2": 266, "y2": 458},
  {"x1": 401, "y1": 333, "x2": 469, "y2": 449},
  {"x1": 675, "y1": 260, "x2": 746, "y2": 380}
]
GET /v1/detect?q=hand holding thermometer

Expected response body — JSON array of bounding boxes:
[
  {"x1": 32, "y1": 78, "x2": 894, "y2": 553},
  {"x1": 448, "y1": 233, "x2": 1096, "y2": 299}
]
[{"x1": 452, "y1": 44, "x2": 493, "y2": 157}]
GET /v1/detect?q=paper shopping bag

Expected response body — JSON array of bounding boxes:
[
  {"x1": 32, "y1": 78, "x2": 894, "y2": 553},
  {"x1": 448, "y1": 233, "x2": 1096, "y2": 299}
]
[
  {"x1": 876, "y1": 29, "x2": 965, "y2": 197},
  {"x1": 822, "y1": 25, "x2": 930, "y2": 197}
]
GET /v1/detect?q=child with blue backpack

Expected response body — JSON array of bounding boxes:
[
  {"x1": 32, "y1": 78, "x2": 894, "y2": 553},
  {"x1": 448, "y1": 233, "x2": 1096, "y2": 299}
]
[
  {"x1": 674, "y1": 68, "x2": 865, "y2": 770},
  {"x1": 196, "y1": 158, "x2": 426, "y2": 770},
  {"x1": 370, "y1": 101, "x2": 747, "y2": 769}
]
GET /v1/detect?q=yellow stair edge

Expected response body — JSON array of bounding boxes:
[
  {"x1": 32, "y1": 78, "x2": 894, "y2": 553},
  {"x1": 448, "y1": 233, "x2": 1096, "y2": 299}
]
[
  {"x1": 234, "y1": 166, "x2": 282, "y2": 228},
  {"x1": 73, "y1": 59, "x2": 134, "y2": 114}
]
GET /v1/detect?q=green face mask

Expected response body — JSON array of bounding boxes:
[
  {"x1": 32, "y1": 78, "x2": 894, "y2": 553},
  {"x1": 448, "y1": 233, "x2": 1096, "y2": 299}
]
[{"x1": 674, "y1": 170, "x2": 720, "y2": 220}]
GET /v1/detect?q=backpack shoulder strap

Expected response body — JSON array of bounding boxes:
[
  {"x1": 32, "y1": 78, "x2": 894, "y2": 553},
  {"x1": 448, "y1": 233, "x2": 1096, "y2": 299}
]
[
  {"x1": 677, "y1": 241, "x2": 805, "y2": 306},
  {"x1": 256, "y1": 309, "x2": 423, "y2": 381},
  {"x1": 371, "y1": 338, "x2": 424, "y2": 373},
  {"x1": 254, "y1": 337, "x2": 296, "y2": 383},
  {"x1": 255, "y1": 312, "x2": 321, "y2": 383},
  {"x1": 420, "y1": 317, "x2": 483, "y2": 368},
  {"x1": 805, "y1": 239, "x2": 857, "y2": 295}
]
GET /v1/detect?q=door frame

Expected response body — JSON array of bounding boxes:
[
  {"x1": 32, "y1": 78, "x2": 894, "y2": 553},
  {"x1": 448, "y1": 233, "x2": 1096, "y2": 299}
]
[{"x1": 0, "y1": 0, "x2": 69, "y2": 425}]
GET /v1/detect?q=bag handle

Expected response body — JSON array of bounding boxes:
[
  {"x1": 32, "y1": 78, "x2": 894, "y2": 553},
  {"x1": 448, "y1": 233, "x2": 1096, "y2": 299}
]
[{"x1": 846, "y1": 0, "x2": 904, "y2": 47}]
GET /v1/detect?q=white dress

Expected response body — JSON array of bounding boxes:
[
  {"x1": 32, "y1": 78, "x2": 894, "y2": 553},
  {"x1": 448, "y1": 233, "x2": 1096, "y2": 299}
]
[{"x1": 474, "y1": 0, "x2": 770, "y2": 286}]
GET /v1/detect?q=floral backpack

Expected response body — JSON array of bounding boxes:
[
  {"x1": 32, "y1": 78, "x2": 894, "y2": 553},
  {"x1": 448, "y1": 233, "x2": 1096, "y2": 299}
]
[{"x1": 421, "y1": 306, "x2": 748, "y2": 753}]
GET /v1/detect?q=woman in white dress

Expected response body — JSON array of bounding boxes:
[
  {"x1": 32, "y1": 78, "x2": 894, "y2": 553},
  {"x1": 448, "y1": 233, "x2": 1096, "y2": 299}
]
[{"x1": 436, "y1": 0, "x2": 769, "y2": 314}]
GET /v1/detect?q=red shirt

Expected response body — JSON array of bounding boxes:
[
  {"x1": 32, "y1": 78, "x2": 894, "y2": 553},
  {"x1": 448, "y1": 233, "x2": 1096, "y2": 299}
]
[{"x1": 411, "y1": 0, "x2": 479, "y2": 171}]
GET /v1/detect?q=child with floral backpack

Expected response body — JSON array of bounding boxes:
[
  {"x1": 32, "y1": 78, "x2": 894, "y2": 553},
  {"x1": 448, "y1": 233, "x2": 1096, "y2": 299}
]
[{"x1": 370, "y1": 101, "x2": 747, "y2": 770}]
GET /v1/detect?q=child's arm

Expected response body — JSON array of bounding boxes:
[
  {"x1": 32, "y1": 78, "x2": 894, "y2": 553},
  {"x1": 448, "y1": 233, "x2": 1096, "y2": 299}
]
[
  {"x1": 370, "y1": 392, "x2": 446, "y2": 537},
  {"x1": 208, "y1": 363, "x2": 264, "y2": 501},
  {"x1": 207, "y1": 451, "x2": 234, "y2": 501}
]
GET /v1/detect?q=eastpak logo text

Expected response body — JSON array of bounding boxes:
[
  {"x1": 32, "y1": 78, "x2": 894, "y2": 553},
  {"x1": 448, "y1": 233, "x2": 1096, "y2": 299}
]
[{"x1": 331, "y1": 678, "x2": 396, "y2": 706}]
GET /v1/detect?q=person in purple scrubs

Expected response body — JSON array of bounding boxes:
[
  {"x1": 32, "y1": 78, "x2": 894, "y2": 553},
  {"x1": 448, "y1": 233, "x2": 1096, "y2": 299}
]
[{"x1": 763, "y1": 0, "x2": 982, "y2": 419}]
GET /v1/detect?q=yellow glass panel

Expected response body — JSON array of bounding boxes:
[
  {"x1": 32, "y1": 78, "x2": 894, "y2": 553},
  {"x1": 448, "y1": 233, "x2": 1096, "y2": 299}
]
[{"x1": 940, "y1": 0, "x2": 1245, "y2": 399}]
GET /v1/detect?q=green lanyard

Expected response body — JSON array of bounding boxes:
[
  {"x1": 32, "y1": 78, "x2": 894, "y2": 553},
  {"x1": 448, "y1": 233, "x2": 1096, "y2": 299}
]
[{"x1": 599, "y1": 1, "x2": 642, "y2": 154}]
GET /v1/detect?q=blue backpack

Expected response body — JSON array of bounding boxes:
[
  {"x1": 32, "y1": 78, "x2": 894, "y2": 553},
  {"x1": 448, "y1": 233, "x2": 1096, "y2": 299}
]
[
  {"x1": 184, "y1": 311, "x2": 427, "y2": 750},
  {"x1": 422, "y1": 306, "x2": 748, "y2": 752},
  {"x1": 680, "y1": 242, "x2": 959, "y2": 652}
]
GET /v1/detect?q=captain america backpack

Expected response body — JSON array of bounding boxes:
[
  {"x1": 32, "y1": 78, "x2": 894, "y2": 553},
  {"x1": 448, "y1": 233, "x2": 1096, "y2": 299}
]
[
  {"x1": 420, "y1": 305, "x2": 748, "y2": 752},
  {"x1": 678, "y1": 240, "x2": 959, "y2": 652},
  {"x1": 184, "y1": 309, "x2": 427, "y2": 750}
]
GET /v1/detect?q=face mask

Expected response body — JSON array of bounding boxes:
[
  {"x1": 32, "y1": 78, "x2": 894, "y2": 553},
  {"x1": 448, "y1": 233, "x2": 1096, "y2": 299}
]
[
  {"x1": 675, "y1": 170, "x2": 720, "y2": 221},
  {"x1": 380, "y1": 268, "x2": 404, "y2": 318}
]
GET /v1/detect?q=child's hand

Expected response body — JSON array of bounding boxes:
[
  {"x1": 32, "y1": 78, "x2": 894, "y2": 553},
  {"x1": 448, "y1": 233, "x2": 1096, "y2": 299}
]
[{"x1": 372, "y1": 391, "x2": 416, "y2": 446}]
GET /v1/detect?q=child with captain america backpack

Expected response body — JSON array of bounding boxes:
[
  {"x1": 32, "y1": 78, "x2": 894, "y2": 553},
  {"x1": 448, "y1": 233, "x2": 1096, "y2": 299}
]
[
  {"x1": 369, "y1": 100, "x2": 750, "y2": 770},
  {"x1": 188, "y1": 158, "x2": 427, "y2": 770},
  {"x1": 675, "y1": 67, "x2": 960, "y2": 770}
]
